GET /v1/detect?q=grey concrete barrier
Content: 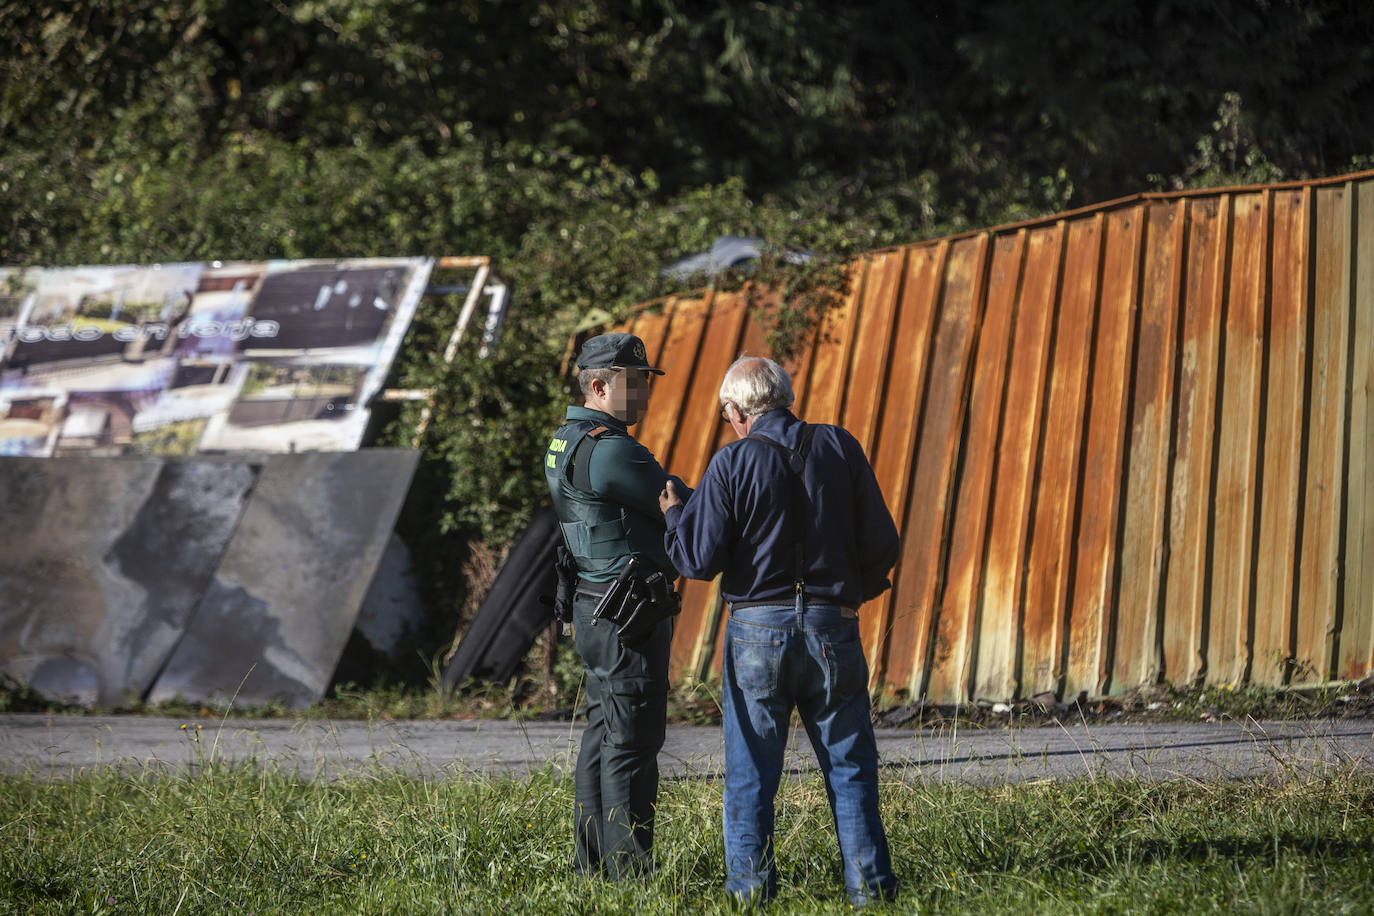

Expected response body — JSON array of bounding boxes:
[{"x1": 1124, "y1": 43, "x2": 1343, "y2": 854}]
[{"x1": 0, "y1": 449, "x2": 419, "y2": 708}]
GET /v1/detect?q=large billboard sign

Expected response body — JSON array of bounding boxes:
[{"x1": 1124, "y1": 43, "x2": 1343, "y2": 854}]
[{"x1": 0, "y1": 258, "x2": 435, "y2": 456}]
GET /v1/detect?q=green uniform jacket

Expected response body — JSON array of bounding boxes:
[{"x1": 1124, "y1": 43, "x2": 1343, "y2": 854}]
[{"x1": 545, "y1": 406, "x2": 692, "y2": 582}]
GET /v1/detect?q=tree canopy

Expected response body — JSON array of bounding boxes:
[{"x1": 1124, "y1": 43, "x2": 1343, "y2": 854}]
[{"x1": 3, "y1": 0, "x2": 1372, "y2": 551}]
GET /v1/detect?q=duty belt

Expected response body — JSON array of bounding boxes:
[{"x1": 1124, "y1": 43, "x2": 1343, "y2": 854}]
[{"x1": 575, "y1": 579, "x2": 615, "y2": 599}]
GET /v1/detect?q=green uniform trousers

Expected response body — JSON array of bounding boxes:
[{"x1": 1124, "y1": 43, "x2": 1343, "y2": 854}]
[{"x1": 572, "y1": 591, "x2": 672, "y2": 878}]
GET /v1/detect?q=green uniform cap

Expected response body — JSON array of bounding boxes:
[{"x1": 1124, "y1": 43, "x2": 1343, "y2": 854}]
[{"x1": 576, "y1": 333, "x2": 664, "y2": 375}]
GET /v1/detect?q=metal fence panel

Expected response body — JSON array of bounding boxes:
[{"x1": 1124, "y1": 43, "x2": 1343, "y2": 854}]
[{"x1": 617, "y1": 169, "x2": 1374, "y2": 699}]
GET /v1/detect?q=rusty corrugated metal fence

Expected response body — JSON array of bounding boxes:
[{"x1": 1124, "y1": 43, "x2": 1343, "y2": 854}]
[{"x1": 612, "y1": 169, "x2": 1374, "y2": 702}]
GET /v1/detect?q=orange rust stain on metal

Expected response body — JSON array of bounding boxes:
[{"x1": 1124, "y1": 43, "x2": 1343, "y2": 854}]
[
  {"x1": 930, "y1": 232, "x2": 1012, "y2": 702},
  {"x1": 1340, "y1": 179, "x2": 1374, "y2": 682},
  {"x1": 892, "y1": 236, "x2": 984, "y2": 697},
  {"x1": 1065, "y1": 206, "x2": 1141, "y2": 698},
  {"x1": 632, "y1": 296, "x2": 710, "y2": 469},
  {"x1": 798, "y1": 262, "x2": 864, "y2": 426},
  {"x1": 663, "y1": 293, "x2": 750, "y2": 676},
  {"x1": 1162, "y1": 195, "x2": 1230, "y2": 687},
  {"x1": 840, "y1": 252, "x2": 905, "y2": 664},
  {"x1": 965, "y1": 231, "x2": 1029, "y2": 701},
  {"x1": 1207, "y1": 191, "x2": 1268, "y2": 686},
  {"x1": 869, "y1": 242, "x2": 948, "y2": 688},
  {"x1": 1021, "y1": 216, "x2": 1102, "y2": 699},
  {"x1": 1341, "y1": 181, "x2": 1374, "y2": 681},
  {"x1": 975, "y1": 224, "x2": 1063, "y2": 701},
  {"x1": 1111, "y1": 199, "x2": 1185, "y2": 694},
  {"x1": 842, "y1": 251, "x2": 905, "y2": 455},
  {"x1": 1252, "y1": 187, "x2": 1311, "y2": 685},
  {"x1": 610, "y1": 170, "x2": 1374, "y2": 700},
  {"x1": 630, "y1": 306, "x2": 673, "y2": 370},
  {"x1": 1297, "y1": 184, "x2": 1354, "y2": 682}
]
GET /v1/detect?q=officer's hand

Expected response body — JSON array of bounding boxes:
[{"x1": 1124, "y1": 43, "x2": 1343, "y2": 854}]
[{"x1": 658, "y1": 480, "x2": 683, "y2": 514}]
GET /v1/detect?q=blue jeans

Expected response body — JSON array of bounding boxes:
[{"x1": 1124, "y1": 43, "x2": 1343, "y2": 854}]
[{"x1": 721, "y1": 598, "x2": 897, "y2": 905}]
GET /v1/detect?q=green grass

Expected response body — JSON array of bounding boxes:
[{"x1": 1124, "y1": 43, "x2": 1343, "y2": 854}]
[{"x1": 4, "y1": 748, "x2": 1374, "y2": 915}]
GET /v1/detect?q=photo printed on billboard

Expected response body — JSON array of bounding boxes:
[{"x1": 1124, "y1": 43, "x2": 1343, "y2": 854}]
[{"x1": 0, "y1": 258, "x2": 434, "y2": 456}]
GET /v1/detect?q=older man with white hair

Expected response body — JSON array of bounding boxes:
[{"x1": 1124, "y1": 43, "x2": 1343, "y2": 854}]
[{"x1": 659, "y1": 355, "x2": 899, "y2": 907}]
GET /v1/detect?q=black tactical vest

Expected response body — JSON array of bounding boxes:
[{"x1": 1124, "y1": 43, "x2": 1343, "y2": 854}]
[{"x1": 544, "y1": 417, "x2": 639, "y2": 581}]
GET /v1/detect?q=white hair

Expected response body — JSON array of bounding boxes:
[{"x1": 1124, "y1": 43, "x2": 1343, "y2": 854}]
[{"x1": 719, "y1": 356, "x2": 794, "y2": 417}]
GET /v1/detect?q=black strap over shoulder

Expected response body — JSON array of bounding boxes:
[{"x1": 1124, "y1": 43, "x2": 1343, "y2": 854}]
[
  {"x1": 748, "y1": 423, "x2": 818, "y2": 591},
  {"x1": 570, "y1": 424, "x2": 614, "y2": 493},
  {"x1": 751, "y1": 423, "x2": 817, "y2": 471}
]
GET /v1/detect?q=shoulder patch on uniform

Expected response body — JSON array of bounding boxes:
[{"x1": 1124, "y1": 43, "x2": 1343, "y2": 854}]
[{"x1": 587, "y1": 425, "x2": 611, "y2": 438}]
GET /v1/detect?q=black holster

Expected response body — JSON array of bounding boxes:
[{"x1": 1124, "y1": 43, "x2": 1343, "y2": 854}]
[
  {"x1": 541, "y1": 545, "x2": 580, "y2": 625},
  {"x1": 592, "y1": 558, "x2": 681, "y2": 647}
]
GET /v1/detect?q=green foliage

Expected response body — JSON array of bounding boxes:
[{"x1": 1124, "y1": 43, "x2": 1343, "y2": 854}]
[
  {"x1": 0, "y1": 674, "x2": 48, "y2": 713},
  {"x1": 404, "y1": 308, "x2": 568, "y2": 545},
  {"x1": 8, "y1": 1, "x2": 1372, "y2": 263},
  {"x1": 3, "y1": 0, "x2": 1374, "y2": 628},
  {"x1": 128, "y1": 419, "x2": 206, "y2": 456},
  {"x1": 1146, "y1": 91, "x2": 1288, "y2": 192},
  {"x1": 373, "y1": 170, "x2": 889, "y2": 548}
]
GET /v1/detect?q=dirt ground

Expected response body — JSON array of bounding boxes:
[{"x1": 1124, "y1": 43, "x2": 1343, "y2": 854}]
[{"x1": 872, "y1": 678, "x2": 1374, "y2": 730}]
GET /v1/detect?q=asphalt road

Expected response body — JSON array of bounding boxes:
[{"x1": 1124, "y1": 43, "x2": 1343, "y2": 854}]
[{"x1": 3, "y1": 714, "x2": 1373, "y2": 783}]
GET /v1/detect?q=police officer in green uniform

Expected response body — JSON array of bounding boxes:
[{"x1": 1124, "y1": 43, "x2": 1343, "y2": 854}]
[{"x1": 544, "y1": 332, "x2": 692, "y2": 879}]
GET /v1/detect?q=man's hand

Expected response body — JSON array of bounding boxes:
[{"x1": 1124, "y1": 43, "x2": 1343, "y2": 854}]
[{"x1": 658, "y1": 479, "x2": 683, "y2": 514}]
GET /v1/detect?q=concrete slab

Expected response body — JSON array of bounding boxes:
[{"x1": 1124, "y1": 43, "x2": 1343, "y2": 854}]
[
  {"x1": 353, "y1": 532, "x2": 426, "y2": 661},
  {"x1": 147, "y1": 449, "x2": 419, "y2": 708},
  {"x1": 0, "y1": 457, "x2": 257, "y2": 705},
  {"x1": 2, "y1": 715, "x2": 1372, "y2": 784}
]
